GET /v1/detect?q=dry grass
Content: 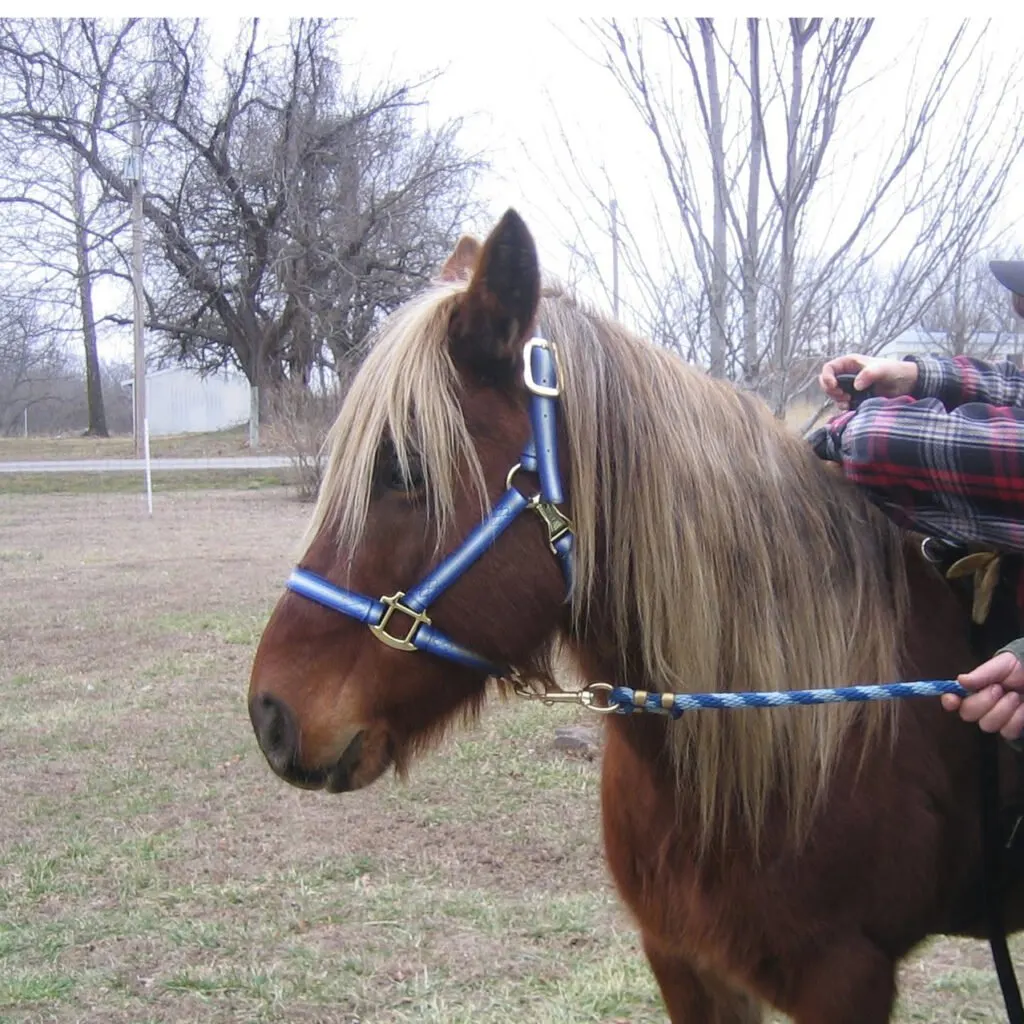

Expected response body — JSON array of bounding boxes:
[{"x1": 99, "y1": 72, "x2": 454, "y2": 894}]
[
  {"x1": 0, "y1": 490, "x2": 1019, "y2": 1023},
  {"x1": 0, "y1": 470, "x2": 294, "y2": 496},
  {"x1": 0, "y1": 425, "x2": 292, "y2": 461}
]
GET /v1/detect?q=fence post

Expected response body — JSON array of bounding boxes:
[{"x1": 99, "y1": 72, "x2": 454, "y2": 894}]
[{"x1": 249, "y1": 385, "x2": 260, "y2": 449}]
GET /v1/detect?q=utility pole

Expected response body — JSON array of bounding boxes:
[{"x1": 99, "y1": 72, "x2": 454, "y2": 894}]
[
  {"x1": 610, "y1": 198, "x2": 620, "y2": 319},
  {"x1": 128, "y1": 117, "x2": 145, "y2": 457}
]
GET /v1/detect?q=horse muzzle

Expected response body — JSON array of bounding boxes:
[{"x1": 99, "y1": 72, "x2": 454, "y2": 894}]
[{"x1": 248, "y1": 693, "x2": 380, "y2": 793}]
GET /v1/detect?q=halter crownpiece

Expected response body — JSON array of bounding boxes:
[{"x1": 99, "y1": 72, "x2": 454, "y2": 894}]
[{"x1": 286, "y1": 336, "x2": 573, "y2": 678}]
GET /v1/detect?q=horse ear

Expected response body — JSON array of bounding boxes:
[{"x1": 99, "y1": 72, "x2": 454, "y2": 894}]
[
  {"x1": 439, "y1": 235, "x2": 482, "y2": 282},
  {"x1": 448, "y1": 209, "x2": 540, "y2": 384}
]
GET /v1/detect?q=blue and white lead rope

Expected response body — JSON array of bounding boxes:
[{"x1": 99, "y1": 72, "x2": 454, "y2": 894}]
[{"x1": 608, "y1": 681, "x2": 970, "y2": 719}]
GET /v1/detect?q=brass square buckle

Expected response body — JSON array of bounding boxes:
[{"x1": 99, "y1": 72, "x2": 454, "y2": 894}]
[
  {"x1": 369, "y1": 592, "x2": 432, "y2": 652},
  {"x1": 522, "y1": 337, "x2": 563, "y2": 398}
]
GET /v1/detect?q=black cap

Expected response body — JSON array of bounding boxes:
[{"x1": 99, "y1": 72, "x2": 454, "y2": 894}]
[{"x1": 990, "y1": 261, "x2": 1024, "y2": 296}]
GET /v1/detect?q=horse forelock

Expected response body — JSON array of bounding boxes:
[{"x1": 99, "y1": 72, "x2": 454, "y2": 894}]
[{"x1": 302, "y1": 279, "x2": 488, "y2": 561}]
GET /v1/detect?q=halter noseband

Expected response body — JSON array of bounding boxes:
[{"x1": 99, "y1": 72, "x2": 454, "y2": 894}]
[{"x1": 285, "y1": 337, "x2": 573, "y2": 679}]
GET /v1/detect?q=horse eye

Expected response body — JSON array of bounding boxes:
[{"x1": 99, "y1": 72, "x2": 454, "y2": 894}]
[{"x1": 380, "y1": 443, "x2": 424, "y2": 493}]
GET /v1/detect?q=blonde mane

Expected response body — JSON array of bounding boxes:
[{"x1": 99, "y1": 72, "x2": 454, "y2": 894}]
[{"x1": 307, "y1": 278, "x2": 908, "y2": 848}]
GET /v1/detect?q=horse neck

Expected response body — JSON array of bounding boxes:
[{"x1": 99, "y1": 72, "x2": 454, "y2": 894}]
[{"x1": 559, "y1": 383, "x2": 909, "y2": 850}]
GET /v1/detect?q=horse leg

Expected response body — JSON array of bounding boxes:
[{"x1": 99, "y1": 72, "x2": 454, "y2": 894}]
[
  {"x1": 642, "y1": 935, "x2": 763, "y2": 1024},
  {"x1": 785, "y1": 937, "x2": 896, "y2": 1024}
]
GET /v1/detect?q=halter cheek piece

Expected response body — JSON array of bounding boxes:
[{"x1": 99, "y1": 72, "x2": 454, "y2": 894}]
[{"x1": 285, "y1": 337, "x2": 572, "y2": 679}]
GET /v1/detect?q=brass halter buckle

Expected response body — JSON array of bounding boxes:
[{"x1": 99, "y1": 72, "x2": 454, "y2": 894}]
[{"x1": 369, "y1": 592, "x2": 432, "y2": 651}]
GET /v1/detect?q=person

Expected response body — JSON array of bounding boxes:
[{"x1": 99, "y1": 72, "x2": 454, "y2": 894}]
[{"x1": 814, "y1": 260, "x2": 1024, "y2": 741}]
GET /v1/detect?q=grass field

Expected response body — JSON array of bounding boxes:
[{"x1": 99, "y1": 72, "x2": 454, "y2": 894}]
[
  {"x1": 1, "y1": 489, "x2": 1021, "y2": 1023},
  {"x1": 0, "y1": 470, "x2": 294, "y2": 497},
  {"x1": 0, "y1": 425, "x2": 297, "y2": 496},
  {"x1": 0, "y1": 426, "x2": 290, "y2": 461}
]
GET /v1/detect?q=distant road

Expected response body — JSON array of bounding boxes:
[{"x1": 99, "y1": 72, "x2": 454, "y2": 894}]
[{"x1": 0, "y1": 456, "x2": 293, "y2": 474}]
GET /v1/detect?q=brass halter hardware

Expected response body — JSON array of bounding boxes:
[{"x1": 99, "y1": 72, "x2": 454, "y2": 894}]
[
  {"x1": 511, "y1": 678, "x2": 618, "y2": 715},
  {"x1": 529, "y1": 497, "x2": 574, "y2": 555},
  {"x1": 368, "y1": 592, "x2": 432, "y2": 652},
  {"x1": 505, "y1": 462, "x2": 576, "y2": 556}
]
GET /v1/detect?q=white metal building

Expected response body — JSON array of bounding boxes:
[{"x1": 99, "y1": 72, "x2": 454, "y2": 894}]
[
  {"x1": 124, "y1": 366, "x2": 252, "y2": 437},
  {"x1": 875, "y1": 326, "x2": 1024, "y2": 364}
]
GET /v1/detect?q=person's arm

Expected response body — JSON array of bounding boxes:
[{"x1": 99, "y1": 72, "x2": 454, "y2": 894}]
[
  {"x1": 909, "y1": 355, "x2": 1024, "y2": 411},
  {"x1": 809, "y1": 395, "x2": 1024, "y2": 552},
  {"x1": 819, "y1": 353, "x2": 1024, "y2": 411}
]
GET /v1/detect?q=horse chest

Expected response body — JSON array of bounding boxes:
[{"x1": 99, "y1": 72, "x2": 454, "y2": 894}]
[{"x1": 599, "y1": 722, "x2": 749, "y2": 961}]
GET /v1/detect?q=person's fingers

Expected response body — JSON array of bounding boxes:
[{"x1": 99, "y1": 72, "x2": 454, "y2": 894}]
[
  {"x1": 819, "y1": 368, "x2": 844, "y2": 404},
  {"x1": 821, "y1": 354, "x2": 870, "y2": 392},
  {"x1": 820, "y1": 363, "x2": 840, "y2": 392},
  {"x1": 1000, "y1": 701, "x2": 1024, "y2": 742},
  {"x1": 978, "y1": 691, "x2": 1023, "y2": 735},
  {"x1": 1003, "y1": 659, "x2": 1024, "y2": 690},
  {"x1": 854, "y1": 365, "x2": 880, "y2": 391},
  {"x1": 957, "y1": 685, "x2": 1004, "y2": 723},
  {"x1": 958, "y1": 652, "x2": 1021, "y2": 690},
  {"x1": 945, "y1": 684, "x2": 1024, "y2": 741}
]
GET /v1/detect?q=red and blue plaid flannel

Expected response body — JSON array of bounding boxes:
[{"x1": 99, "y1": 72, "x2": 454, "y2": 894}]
[{"x1": 818, "y1": 355, "x2": 1024, "y2": 553}]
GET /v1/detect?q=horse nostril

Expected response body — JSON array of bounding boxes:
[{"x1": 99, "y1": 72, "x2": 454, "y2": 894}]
[{"x1": 249, "y1": 693, "x2": 298, "y2": 772}]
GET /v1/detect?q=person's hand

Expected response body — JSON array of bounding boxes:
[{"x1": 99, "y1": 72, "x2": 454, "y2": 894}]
[
  {"x1": 819, "y1": 354, "x2": 919, "y2": 408},
  {"x1": 940, "y1": 651, "x2": 1024, "y2": 741}
]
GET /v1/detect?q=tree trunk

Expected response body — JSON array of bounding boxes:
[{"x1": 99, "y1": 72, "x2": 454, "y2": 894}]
[
  {"x1": 952, "y1": 263, "x2": 966, "y2": 355},
  {"x1": 776, "y1": 20, "x2": 810, "y2": 414},
  {"x1": 743, "y1": 19, "x2": 763, "y2": 382},
  {"x1": 699, "y1": 19, "x2": 728, "y2": 379},
  {"x1": 71, "y1": 152, "x2": 108, "y2": 436}
]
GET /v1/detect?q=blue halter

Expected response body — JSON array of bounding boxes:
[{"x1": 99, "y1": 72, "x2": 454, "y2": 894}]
[{"x1": 285, "y1": 337, "x2": 573, "y2": 679}]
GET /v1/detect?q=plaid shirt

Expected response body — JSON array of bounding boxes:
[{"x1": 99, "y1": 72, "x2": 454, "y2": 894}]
[{"x1": 819, "y1": 355, "x2": 1024, "y2": 553}]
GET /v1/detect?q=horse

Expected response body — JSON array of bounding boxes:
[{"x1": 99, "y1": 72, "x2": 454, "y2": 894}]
[{"x1": 248, "y1": 208, "x2": 1024, "y2": 1022}]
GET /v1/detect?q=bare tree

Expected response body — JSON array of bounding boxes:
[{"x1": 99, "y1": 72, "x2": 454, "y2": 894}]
[
  {"x1": 0, "y1": 290, "x2": 136, "y2": 436},
  {"x1": 918, "y1": 252, "x2": 1024, "y2": 360},
  {"x1": 555, "y1": 19, "x2": 1023, "y2": 413},
  {"x1": 0, "y1": 297, "x2": 69, "y2": 435},
  {"x1": 0, "y1": 20, "x2": 135, "y2": 435},
  {"x1": 0, "y1": 17, "x2": 483, "y2": 438},
  {"x1": 271, "y1": 70, "x2": 482, "y2": 381}
]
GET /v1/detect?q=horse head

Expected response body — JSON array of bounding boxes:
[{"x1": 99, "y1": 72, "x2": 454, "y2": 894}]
[{"x1": 248, "y1": 210, "x2": 570, "y2": 793}]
